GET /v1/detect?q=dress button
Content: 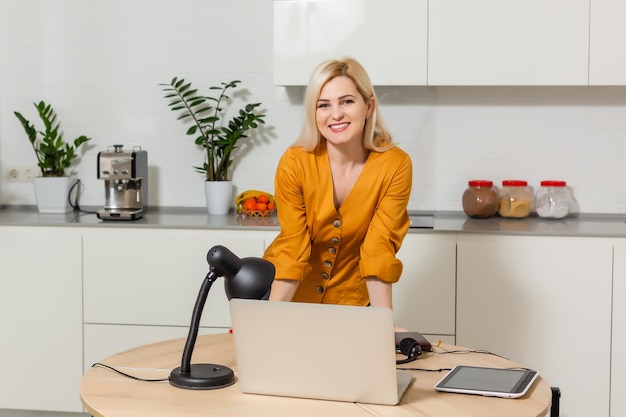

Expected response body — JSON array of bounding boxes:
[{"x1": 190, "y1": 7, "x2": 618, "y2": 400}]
[
  {"x1": 324, "y1": 260, "x2": 332, "y2": 268},
  {"x1": 330, "y1": 237, "x2": 340, "y2": 244},
  {"x1": 321, "y1": 272, "x2": 329, "y2": 279},
  {"x1": 328, "y1": 247, "x2": 336, "y2": 254},
  {"x1": 316, "y1": 286, "x2": 324, "y2": 294},
  {"x1": 333, "y1": 219, "x2": 341, "y2": 228}
]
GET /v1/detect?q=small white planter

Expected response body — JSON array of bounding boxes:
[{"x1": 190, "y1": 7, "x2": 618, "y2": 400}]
[
  {"x1": 33, "y1": 176, "x2": 74, "y2": 213},
  {"x1": 204, "y1": 180, "x2": 233, "y2": 215}
]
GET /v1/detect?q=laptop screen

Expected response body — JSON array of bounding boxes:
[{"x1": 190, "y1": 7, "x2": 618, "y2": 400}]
[{"x1": 229, "y1": 299, "x2": 412, "y2": 405}]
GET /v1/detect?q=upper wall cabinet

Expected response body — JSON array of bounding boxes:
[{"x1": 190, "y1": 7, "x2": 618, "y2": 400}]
[
  {"x1": 589, "y1": 0, "x2": 626, "y2": 85},
  {"x1": 428, "y1": 0, "x2": 590, "y2": 86},
  {"x1": 273, "y1": 0, "x2": 428, "y2": 86}
]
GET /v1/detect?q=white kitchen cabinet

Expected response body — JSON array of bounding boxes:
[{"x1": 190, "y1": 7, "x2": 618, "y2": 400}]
[
  {"x1": 612, "y1": 242, "x2": 626, "y2": 417},
  {"x1": 589, "y1": 0, "x2": 626, "y2": 85},
  {"x1": 0, "y1": 226, "x2": 83, "y2": 412},
  {"x1": 428, "y1": 0, "x2": 590, "y2": 85},
  {"x1": 393, "y1": 233, "x2": 456, "y2": 341},
  {"x1": 82, "y1": 228, "x2": 278, "y2": 369},
  {"x1": 273, "y1": 0, "x2": 428, "y2": 86},
  {"x1": 457, "y1": 234, "x2": 613, "y2": 417}
]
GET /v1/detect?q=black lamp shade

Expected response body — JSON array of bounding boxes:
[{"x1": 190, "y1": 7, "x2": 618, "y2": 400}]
[{"x1": 206, "y1": 245, "x2": 275, "y2": 300}]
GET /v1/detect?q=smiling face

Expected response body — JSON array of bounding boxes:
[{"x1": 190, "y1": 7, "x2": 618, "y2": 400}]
[{"x1": 315, "y1": 75, "x2": 373, "y2": 148}]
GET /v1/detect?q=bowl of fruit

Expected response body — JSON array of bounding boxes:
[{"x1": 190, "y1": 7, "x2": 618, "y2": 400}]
[{"x1": 235, "y1": 190, "x2": 276, "y2": 217}]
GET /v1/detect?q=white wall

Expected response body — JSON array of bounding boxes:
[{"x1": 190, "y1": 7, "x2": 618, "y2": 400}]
[{"x1": 1, "y1": 0, "x2": 625, "y2": 214}]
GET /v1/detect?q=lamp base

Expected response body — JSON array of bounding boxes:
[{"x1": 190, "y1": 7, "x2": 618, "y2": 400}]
[{"x1": 169, "y1": 364, "x2": 236, "y2": 389}]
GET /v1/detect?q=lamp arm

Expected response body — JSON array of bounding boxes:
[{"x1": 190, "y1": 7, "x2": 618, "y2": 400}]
[{"x1": 179, "y1": 269, "x2": 219, "y2": 374}]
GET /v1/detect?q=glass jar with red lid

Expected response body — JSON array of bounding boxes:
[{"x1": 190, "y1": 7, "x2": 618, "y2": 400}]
[
  {"x1": 498, "y1": 180, "x2": 533, "y2": 218},
  {"x1": 462, "y1": 180, "x2": 498, "y2": 218},
  {"x1": 534, "y1": 180, "x2": 572, "y2": 219}
]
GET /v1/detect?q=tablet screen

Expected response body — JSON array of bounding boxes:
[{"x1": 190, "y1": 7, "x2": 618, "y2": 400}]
[{"x1": 434, "y1": 366, "x2": 539, "y2": 398}]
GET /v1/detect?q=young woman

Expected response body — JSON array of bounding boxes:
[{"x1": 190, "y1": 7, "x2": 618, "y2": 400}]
[{"x1": 264, "y1": 57, "x2": 412, "y2": 312}]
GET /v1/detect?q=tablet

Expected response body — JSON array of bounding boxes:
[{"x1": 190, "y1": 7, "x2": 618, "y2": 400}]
[{"x1": 434, "y1": 365, "x2": 539, "y2": 398}]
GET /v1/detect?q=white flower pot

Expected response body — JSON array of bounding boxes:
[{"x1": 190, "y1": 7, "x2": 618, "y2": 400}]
[
  {"x1": 204, "y1": 180, "x2": 233, "y2": 215},
  {"x1": 33, "y1": 176, "x2": 74, "y2": 213}
]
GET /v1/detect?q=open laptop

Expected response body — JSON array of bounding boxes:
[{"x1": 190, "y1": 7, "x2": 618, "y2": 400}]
[{"x1": 229, "y1": 299, "x2": 413, "y2": 405}]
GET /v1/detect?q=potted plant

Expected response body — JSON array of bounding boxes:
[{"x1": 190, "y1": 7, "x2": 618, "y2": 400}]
[
  {"x1": 160, "y1": 78, "x2": 266, "y2": 215},
  {"x1": 14, "y1": 100, "x2": 91, "y2": 213}
]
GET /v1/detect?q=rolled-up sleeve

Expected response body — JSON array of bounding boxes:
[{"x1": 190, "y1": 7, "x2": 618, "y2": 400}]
[
  {"x1": 359, "y1": 151, "x2": 412, "y2": 283},
  {"x1": 263, "y1": 149, "x2": 312, "y2": 280}
]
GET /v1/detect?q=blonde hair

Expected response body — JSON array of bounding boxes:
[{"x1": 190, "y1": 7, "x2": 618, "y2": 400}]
[{"x1": 293, "y1": 57, "x2": 395, "y2": 152}]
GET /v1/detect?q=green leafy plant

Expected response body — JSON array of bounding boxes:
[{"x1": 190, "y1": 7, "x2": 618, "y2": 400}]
[
  {"x1": 160, "y1": 78, "x2": 266, "y2": 181},
  {"x1": 14, "y1": 101, "x2": 91, "y2": 177}
]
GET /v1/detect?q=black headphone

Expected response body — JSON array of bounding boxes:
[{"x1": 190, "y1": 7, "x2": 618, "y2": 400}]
[{"x1": 396, "y1": 337, "x2": 422, "y2": 365}]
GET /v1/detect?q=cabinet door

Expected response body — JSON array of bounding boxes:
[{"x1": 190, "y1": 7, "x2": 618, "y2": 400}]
[
  {"x1": 589, "y1": 0, "x2": 626, "y2": 84},
  {"x1": 612, "y1": 243, "x2": 626, "y2": 417},
  {"x1": 393, "y1": 233, "x2": 456, "y2": 338},
  {"x1": 83, "y1": 229, "x2": 274, "y2": 328},
  {"x1": 0, "y1": 227, "x2": 83, "y2": 412},
  {"x1": 457, "y1": 234, "x2": 612, "y2": 417},
  {"x1": 428, "y1": 0, "x2": 590, "y2": 85},
  {"x1": 273, "y1": 0, "x2": 428, "y2": 86}
]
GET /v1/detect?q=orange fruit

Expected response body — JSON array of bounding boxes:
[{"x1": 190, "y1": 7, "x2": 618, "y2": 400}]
[
  {"x1": 256, "y1": 202, "x2": 268, "y2": 211},
  {"x1": 267, "y1": 202, "x2": 275, "y2": 211},
  {"x1": 257, "y1": 194, "x2": 269, "y2": 204},
  {"x1": 243, "y1": 197, "x2": 258, "y2": 211}
]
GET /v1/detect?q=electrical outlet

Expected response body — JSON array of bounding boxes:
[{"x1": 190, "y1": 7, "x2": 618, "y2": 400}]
[{"x1": 6, "y1": 165, "x2": 40, "y2": 182}]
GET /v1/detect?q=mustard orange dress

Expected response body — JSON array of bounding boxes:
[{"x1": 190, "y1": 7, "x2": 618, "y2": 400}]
[{"x1": 263, "y1": 143, "x2": 412, "y2": 306}]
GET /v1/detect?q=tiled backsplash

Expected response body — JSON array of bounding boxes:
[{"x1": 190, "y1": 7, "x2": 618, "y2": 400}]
[{"x1": 1, "y1": 1, "x2": 625, "y2": 214}]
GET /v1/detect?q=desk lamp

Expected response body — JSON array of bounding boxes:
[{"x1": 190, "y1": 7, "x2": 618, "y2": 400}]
[{"x1": 169, "y1": 245, "x2": 275, "y2": 390}]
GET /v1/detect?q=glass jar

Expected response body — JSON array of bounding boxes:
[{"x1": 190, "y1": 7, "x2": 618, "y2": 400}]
[
  {"x1": 498, "y1": 180, "x2": 533, "y2": 219},
  {"x1": 534, "y1": 180, "x2": 571, "y2": 219},
  {"x1": 462, "y1": 180, "x2": 498, "y2": 218}
]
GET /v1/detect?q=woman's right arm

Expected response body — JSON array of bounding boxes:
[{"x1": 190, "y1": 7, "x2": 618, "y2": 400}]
[{"x1": 264, "y1": 149, "x2": 311, "y2": 300}]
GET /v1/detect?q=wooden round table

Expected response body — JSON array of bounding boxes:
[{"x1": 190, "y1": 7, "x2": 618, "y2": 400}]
[{"x1": 80, "y1": 333, "x2": 552, "y2": 417}]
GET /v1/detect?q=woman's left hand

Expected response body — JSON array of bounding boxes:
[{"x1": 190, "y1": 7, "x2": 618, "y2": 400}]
[{"x1": 394, "y1": 324, "x2": 409, "y2": 333}]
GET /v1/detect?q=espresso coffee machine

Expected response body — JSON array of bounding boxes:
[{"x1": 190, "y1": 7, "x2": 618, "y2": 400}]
[{"x1": 97, "y1": 144, "x2": 148, "y2": 220}]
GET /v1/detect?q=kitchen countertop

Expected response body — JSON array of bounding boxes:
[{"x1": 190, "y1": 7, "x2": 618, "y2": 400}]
[
  {"x1": 432, "y1": 212, "x2": 626, "y2": 237},
  {"x1": 0, "y1": 205, "x2": 281, "y2": 230},
  {"x1": 1, "y1": 205, "x2": 626, "y2": 238}
]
